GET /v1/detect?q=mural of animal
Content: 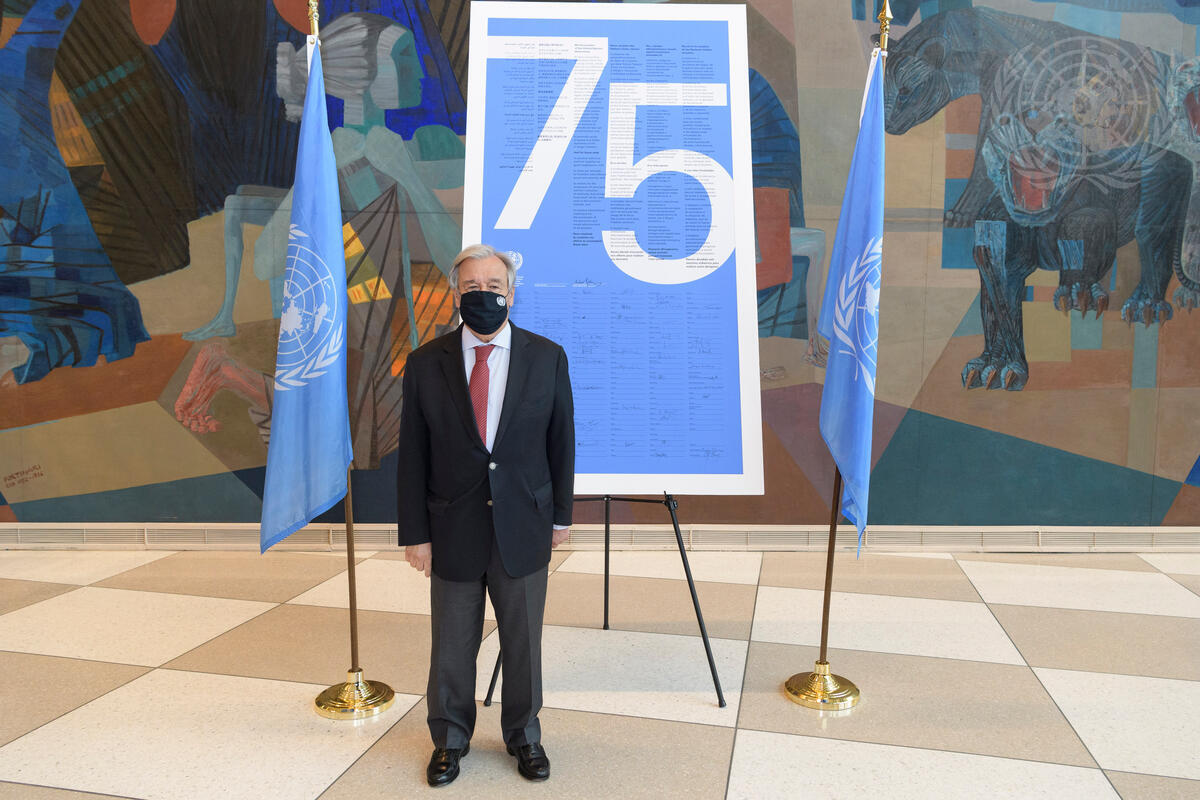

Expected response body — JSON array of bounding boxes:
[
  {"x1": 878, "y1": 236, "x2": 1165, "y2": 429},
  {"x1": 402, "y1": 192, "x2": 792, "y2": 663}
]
[
  {"x1": 884, "y1": 7, "x2": 1058, "y2": 229},
  {"x1": 967, "y1": 141, "x2": 1189, "y2": 389},
  {"x1": 885, "y1": 7, "x2": 1200, "y2": 390}
]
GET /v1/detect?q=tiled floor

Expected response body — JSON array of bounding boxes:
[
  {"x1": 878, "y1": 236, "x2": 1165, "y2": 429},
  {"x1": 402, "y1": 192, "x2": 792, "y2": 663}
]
[{"x1": 0, "y1": 548, "x2": 1198, "y2": 799}]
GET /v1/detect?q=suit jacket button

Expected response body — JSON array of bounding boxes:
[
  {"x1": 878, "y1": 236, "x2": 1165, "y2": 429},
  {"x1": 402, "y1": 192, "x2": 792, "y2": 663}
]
[
  {"x1": 489, "y1": 462, "x2": 497, "y2": 470},
  {"x1": 487, "y1": 500, "x2": 493, "y2": 506}
]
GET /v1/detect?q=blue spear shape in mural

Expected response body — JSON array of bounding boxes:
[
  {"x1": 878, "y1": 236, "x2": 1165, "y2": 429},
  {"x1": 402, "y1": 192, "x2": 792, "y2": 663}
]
[{"x1": 0, "y1": 0, "x2": 150, "y2": 384}]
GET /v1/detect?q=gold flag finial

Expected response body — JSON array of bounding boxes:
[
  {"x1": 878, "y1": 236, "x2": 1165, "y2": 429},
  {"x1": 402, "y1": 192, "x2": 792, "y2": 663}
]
[
  {"x1": 308, "y1": 0, "x2": 320, "y2": 39},
  {"x1": 877, "y1": 0, "x2": 893, "y2": 52}
]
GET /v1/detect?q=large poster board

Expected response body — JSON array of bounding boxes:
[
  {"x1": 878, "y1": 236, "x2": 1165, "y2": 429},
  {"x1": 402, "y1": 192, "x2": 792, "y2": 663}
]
[{"x1": 464, "y1": 2, "x2": 762, "y2": 495}]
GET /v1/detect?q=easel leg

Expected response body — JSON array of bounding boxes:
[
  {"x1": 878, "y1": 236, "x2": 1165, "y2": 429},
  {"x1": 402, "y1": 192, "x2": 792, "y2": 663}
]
[
  {"x1": 603, "y1": 495, "x2": 611, "y2": 630},
  {"x1": 484, "y1": 647, "x2": 502, "y2": 707},
  {"x1": 666, "y1": 494, "x2": 726, "y2": 708}
]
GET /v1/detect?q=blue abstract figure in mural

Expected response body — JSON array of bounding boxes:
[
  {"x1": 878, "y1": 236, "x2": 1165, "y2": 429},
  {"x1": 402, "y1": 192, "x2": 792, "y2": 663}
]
[
  {"x1": 0, "y1": 0, "x2": 150, "y2": 384},
  {"x1": 884, "y1": 7, "x2": 1199, "y2": 390}
]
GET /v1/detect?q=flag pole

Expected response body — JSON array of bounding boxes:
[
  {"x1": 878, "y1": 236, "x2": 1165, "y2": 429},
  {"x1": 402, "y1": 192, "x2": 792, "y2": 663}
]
[
  {"x1": 310, "y1": 0, "x2": 393, "y2": 719},
  {"x1": 784, "y1": 468, "x2": 859, "y2": 709},
  {"x1": 784, "y1": 0, "x2": 891, "y2": 713}
]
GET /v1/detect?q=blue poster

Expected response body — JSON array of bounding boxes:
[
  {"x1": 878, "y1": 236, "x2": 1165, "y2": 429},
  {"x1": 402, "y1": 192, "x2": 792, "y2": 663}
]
[{"x1": 465, "y1": 3, "x2": 761, "y2": 494}]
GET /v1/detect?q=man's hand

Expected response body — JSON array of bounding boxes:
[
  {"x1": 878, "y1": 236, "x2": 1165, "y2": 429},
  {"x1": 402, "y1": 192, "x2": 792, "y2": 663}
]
[
  {"x1": 551, "y1": 527, "x2": 570, "y2": 549},
  {"x1": 405, "y1": 543, "x2": 432, "y2": 577}
]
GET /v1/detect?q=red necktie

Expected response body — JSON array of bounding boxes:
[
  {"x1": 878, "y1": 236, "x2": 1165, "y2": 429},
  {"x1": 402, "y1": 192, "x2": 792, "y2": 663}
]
[{"x1": 470, "y1": 344, "x2": 495, "y2": 447}]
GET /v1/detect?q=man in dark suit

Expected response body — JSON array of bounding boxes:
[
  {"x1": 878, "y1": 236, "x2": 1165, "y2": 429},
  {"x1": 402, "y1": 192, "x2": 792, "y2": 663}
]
[{"x1": 397, "y1": 243, "x2": 574, "y2": 787}]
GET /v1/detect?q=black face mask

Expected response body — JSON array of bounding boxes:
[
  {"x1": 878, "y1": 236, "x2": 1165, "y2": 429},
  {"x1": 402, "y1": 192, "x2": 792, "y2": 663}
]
[{"x1": 459, "y1": 290, "x2": 509, "y2": 335}]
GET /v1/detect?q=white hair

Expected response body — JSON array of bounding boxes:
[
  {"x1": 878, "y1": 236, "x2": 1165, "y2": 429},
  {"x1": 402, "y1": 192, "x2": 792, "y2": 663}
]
[{"x1": 449, "y1": 244, "x2": 516, "y2": 290}]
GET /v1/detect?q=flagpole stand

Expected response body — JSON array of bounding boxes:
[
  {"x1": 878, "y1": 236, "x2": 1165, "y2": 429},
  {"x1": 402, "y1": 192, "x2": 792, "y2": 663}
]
[
  {"x1": 784, "y1": 660, "x2": 859, "y2": 711},
  {"x1": 315, "y1": 669, "x2": 395, "y2": 719},
  {"x1": 782, "y1": 468, "x2": 862, "y2": 712},
  {"x1": 314, "y1": 467, "x2": 396, "y2": 719}
]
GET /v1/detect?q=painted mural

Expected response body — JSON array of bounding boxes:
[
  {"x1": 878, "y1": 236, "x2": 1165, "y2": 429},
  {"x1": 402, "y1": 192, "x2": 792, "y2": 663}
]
[{"x1": 1, "y1": 0, "x2": 1198, "y2": 528}]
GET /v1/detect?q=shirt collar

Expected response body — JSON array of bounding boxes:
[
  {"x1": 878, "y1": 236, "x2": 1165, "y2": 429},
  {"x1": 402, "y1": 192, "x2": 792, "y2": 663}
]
[{"x1": 461, "y1": 322, "x2": 512, "y2": 352}]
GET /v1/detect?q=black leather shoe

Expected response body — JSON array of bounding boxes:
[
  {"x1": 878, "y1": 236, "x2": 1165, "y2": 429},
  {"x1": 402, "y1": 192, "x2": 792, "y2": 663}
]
[
  {"x1": 426, "y1": 743, "x2": 469, "y2": 787},
  {"x1": 506, "y1": 742, "x2": 550, "y2": 781}
]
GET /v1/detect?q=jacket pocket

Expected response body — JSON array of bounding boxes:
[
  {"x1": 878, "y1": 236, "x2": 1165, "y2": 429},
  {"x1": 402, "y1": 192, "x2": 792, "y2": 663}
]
[
  {"x1": 426, "y1": 495, "x2": 450, "y2": 516},
  {"x1": 532, "y1": 479, "x2": 553, "y2": 510}
]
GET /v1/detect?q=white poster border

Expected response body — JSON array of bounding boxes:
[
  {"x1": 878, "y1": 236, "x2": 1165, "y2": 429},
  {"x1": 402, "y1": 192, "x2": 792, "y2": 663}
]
[{"x1": 464, "y1": 2, "x2": 763, "y2": 496}]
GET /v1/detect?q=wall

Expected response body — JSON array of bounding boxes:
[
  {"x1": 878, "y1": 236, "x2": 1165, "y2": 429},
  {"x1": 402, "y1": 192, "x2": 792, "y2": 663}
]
[{"x1": 1, "y1": 0, "x2": 1198, "y2": 528}]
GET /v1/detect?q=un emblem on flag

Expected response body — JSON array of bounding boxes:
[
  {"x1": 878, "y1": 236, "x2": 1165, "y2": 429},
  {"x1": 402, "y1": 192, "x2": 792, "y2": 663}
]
[
  {"x1": 831, "y1": 236, "x2": 882, "y2": 393},
  {"x1": 274, "y1": 225, "x2": 343, "y2": 391}
]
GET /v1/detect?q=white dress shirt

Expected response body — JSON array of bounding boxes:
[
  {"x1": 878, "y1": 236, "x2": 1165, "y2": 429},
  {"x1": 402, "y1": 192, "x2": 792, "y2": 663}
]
[
  {"x1": 461, "y1": 322, "x2": 567, "y2": 531},
  {"x1": 461, "y1": 323, "x2": 511, "y2": 453}
]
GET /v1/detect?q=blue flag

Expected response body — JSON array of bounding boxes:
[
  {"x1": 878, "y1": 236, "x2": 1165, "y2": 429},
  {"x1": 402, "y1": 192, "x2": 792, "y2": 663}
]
[
  {"x1": 817, "y1": 49, "x2": 885, "y2": 545},
  {"x1": 260, "y1": 43, "x2": 352, "y2": 553}
]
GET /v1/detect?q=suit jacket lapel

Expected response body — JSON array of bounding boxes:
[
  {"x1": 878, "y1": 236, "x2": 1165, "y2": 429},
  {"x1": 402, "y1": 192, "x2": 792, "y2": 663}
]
[
  {"x1": 492, "y1": 323, "x2": 529, "y2": 452},
  {"x1": 437, "y1": 326, "x2": 484, "y2": 448}
]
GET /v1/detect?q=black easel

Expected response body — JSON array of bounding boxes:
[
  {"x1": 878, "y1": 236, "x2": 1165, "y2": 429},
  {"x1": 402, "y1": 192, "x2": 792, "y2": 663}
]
[{"x1": 483, "y1": 492, "x2": 726, "y2": 708}]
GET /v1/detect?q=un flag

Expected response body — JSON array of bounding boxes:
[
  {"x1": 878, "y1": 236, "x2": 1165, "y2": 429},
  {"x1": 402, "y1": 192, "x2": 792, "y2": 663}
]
[
  {"x1": 261, "y1": 44, "x2": 353, "y2": 553},
  {"x1": 817, "y1": 50, "x2": 885, "y2": 544}
]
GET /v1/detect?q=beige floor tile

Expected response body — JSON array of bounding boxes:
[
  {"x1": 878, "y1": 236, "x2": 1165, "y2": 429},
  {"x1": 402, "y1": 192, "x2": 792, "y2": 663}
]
[
  {"x1": 94, "y1": 551, "x2": 352, "y2": 603},
  {"x1": 320, "y1": 698, "x2": 733, "y2": 800},
  {"x1": 545, "y1": 572, "x2": 756, "y2": 640},
  {"x1": 275, "y1": 550, "x2": 375, "y2": 560},
  {"x1": 0, "y1": 652, "x2": 148, "y2": 747},
  {"x1": 759, "y1": 552, "x2": 981, "y2": 601},
  {"x1": 164, "y1": 603, "x2": 493, "y2": 696},
  {"x1": 557, "y1": 551, "x2": 763, "y2": 585},
  {"x1": 1105, "y1": 770, "x2": 1200, "y2": 800},
  {"x1": 547, "y1": 550, "x2": 571, "y2": 573},
  {"x1": 1169, "y1": 573, "x2": 1200, "y2": 597},
  {"x1": 0, "y1": 579, "x2": 75, "y2": 615},
  {"x1": 371, "y1": 549, "x2": 573, "y2": 573},
  {"x1": 0, "y1": 587, "x2": 273, "y2": 667},
  {"x1": 752, "y1": 586, "x2": 1024, "y2": 664},
  {"x1": 957, "y1": 553, "x2": 1158, "y2": 572},
  {"x1": 959, "y1": 561, "x2": 1200, "y2": 617},
  {"x1": 728, "y1": 730, "x2": 1117, "y2": 800},
  {"x1": 0, "y1": 784, "x2": 128, "y2": 799},
  {"x1": 736, "y1": 641, "x2": 1095, "y2": 767},
  {"x1": 0, "y1": 551, "x2": 175, "y2": 585},
  {"x1": 370, "y1": 551, "x2": 413, "y2": 562},
  {"x1": 1036, "y1": 668, "x2": 1200, "y2": 780},
  {"x1": 479, "y1": 626, "x2": 747, "y2": 728},
  {"x1": 876, "y1": 552, "x2": 955, "y2": 559},
  {"x1": 0, "y1": 669, "x2": 417, "y2": 800},
  {"x1": 288, "y1": 558, "x2": 501, "y2": 617},
  {"x1": 1137, "y1": 553, "x2": 1200, "y2": 575},
  {"x1": 990, "y1": 604, "x2": 1200, "y2": 681}
]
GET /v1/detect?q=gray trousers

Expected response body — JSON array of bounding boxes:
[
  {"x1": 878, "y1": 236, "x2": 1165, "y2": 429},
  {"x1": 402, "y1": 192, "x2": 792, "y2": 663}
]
[{"x1": 427, "y1": 539, "x2": 547, "y2": 749}]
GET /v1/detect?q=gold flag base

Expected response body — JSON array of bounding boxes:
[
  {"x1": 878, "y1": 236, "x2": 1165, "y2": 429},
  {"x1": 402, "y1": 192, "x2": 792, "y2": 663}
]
[
  {"x1": 314, "y1": 670, "x2": 395, "y2": 720},
  {"x1": 784, "y1": 660, "x2": 860, "y2": 711}
]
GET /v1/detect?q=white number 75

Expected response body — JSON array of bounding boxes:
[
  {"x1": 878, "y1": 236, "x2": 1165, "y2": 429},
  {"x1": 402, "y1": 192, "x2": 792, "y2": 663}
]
[{"x1": 489, "y1": 36, "x2": 733, "y2": 285}]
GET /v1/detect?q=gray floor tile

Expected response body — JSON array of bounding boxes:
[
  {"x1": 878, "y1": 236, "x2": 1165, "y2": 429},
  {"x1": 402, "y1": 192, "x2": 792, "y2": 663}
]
[
  {"x1": 546, "y1": 572, "x2": 756, "y2": 639},
  {"x1": 0, "y1": 652, "x2": 147, "y2": 747},
  {"x1": 991, "y1": 604, "x2": 1200, "y2": 680},
  {"x1": 760, "y1": 552, "x2": 981, "y2": 601},
  {"x1": 164, "y1": 602, "x2": 489, "y2": 696},
  {"x1": 737, "y1": 641, "x2": 1095, "y2": 767}
]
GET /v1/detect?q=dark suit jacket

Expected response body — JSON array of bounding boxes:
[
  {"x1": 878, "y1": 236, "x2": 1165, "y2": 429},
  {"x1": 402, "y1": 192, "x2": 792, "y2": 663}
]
[{"x1": 396, "y1": 323, "x2": 574, "y2": 580}]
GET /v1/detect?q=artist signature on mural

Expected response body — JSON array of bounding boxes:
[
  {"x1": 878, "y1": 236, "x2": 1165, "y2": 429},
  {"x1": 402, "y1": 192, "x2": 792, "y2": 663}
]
[{"x1": 3, "y1": 464, "x2": 44, "y2": 490}]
